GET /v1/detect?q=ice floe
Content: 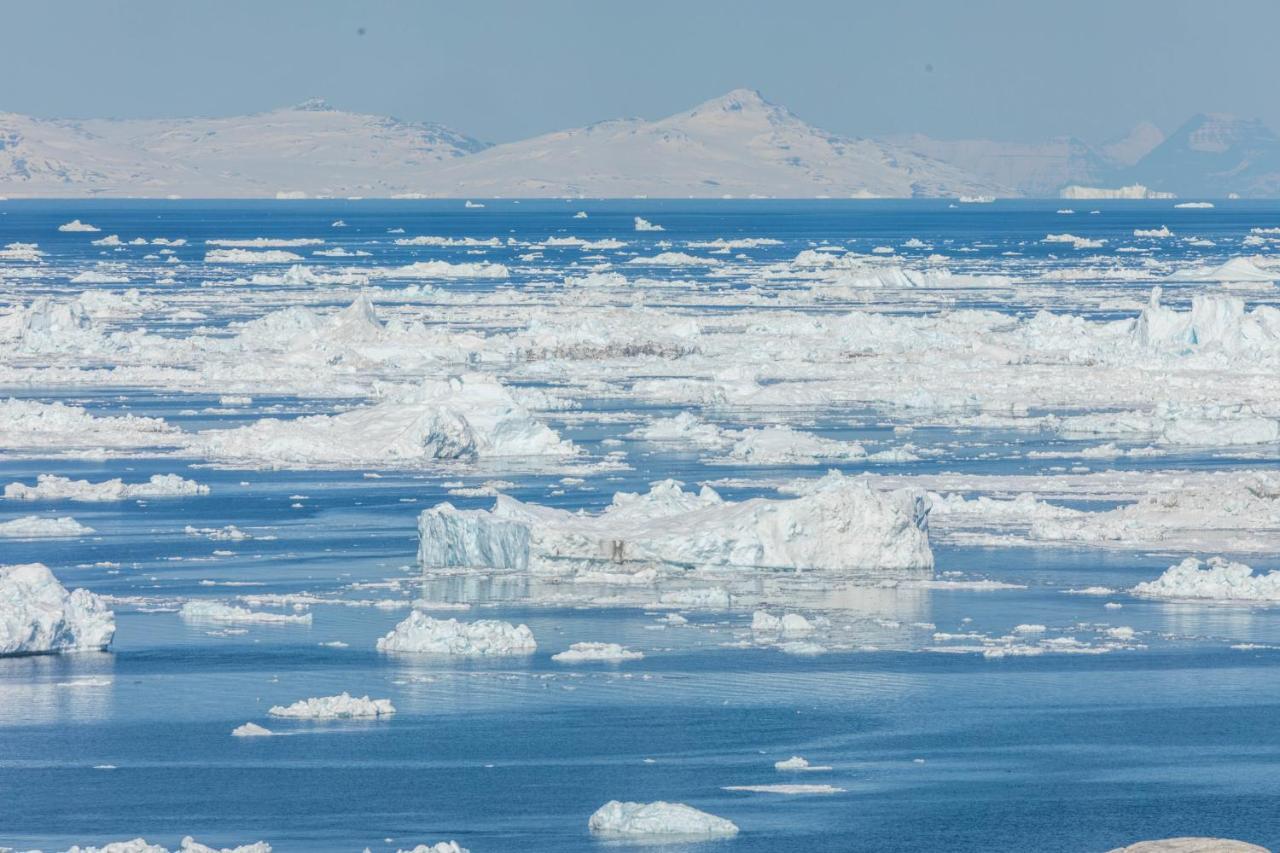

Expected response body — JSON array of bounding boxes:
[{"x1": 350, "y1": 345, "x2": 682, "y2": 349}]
[
  {"x1": 376, "y1": 613, "x2": 536, "y2": 655},
  {"x1": 5, "y1": 474, "x2": 207, "y2": 502},
  {"x1": 588, "y1": 800, "x2": 738, "y2": 839},
  {"x1": 1132, "y1": 557, "x2": 1280, "y2": 602},
  {"x1": 267, "y1": 692, "x2": 396, "y2": 719},
  {"x1": 551, "y1": 642, "x2": 644, "y2": 662},
  {"x1": 0, "y1": 563, "x2": 115, "y2": 656}
]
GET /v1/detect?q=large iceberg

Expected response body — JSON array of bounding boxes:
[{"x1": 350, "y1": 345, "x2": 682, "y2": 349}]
[
  {"x1": 192, "y1": 375, "x2": 575, "y2": 468},
  {"x1": 376, "y1": 613, "x2": 536, "y2": 655},
  {"x1": 417, "y1": 472, "x2": 933, "y2": 577},
  {"x1": 0, "y1": 563, "x2": 115, "y2": 656},
  {"x1": 587, "y1": 800, "x2": 739, "y2": 839}
]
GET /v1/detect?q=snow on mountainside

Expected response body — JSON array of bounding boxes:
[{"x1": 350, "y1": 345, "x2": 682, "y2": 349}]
[
  {"x1": 424, "y1": 89, "x2": 999, "y2": 198},
  {"x1": 0, "y1": 90, "x2": 999, "y2": 199},
  {"x1": 0, "y1": 99, "x2": 486, "y2": 198}
]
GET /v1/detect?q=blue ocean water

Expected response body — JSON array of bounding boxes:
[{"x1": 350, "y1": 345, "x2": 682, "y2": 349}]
[{"x1": 1, "y1": 200, "x2": 1279, "y2": 852}]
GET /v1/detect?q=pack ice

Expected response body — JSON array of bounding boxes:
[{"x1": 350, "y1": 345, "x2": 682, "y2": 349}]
[
  {"x1": 0, "y1": 563, "x2": 115, "y2": 656},
  {"x1": 418, "y1": 472, "x2": 932, "y2": 577}
]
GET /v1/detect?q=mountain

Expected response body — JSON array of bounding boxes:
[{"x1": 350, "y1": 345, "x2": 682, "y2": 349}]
[
  {"x1": 1096, "y1": 121, "x2": 1165, "y2": 168},
  {"x1": 0, "y1": 90, "x2": 999, "y2": 199},
  {"x1": 890, "y1": 134, "x2": 1109, "y2": 197},
  {"x1": 421, "y1": 89, "x2": 999, "y2": 199},
  {"x1": 1122, "y1": 113, "x2": 1280, "y2": 197},
  {"x1": 0, "y1": 99, "x2": 487, "y2": 197}
]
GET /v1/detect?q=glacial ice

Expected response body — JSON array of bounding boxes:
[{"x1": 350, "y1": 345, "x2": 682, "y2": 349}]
[
  {"x1": 587, "y1": 800, "x2": 739, "y2": 839},
  {"x1": 376, "y1": 613, "x2": 536, "y2": 655},
  {"x1": 551, "y1": 642, "x2": 644, "y2": 662},
  {"x1": 267, "y1": 692, "x2": 395, "y2": 719},
  {"x1": 1132, "y1": 557, "x2": 1280, "y2": 602},
  {"x1": 193, "y1": 376, "x2": 575, "y2": 468},
  {"x1": 0, "y1": 563, "x2": 115, "y2": 656},
  {"x1": 5, "y1": 474, "x2": 207, "y2": 502},
  {"x1": 231, "y1": 722, "x2": 274, "y2": 737},
  {"x1": 417, "y1": 472, "x2": 933, "y2": 577},
  {"x1": 179, "y1": 601, "x2": 312, "y2": 625},
  {"x1": 0, "y1": 516, "x2": 94, "y2": 538}
]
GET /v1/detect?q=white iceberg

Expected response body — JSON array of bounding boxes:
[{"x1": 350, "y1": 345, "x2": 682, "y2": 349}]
[
  {"x1": 751, "y1": 611, "x2": 815, "y2": 637},
  {"x1": 5, "y1": 474, "x2": 207, "y2": 502},
  {"x1": 179, "y1": 601, "x2": 312, "y2": 625},
  {"x1": 551, "y1": 642, "x2": 644, "y2": 662},
  {"x1": 634, "y1": 216, "x2": 664, "y2": 232},
  {"x1": 376, "y1": 613, "x2": 536, "y2": 655},
  {"x1": 588, "y1": 800, "x2": 738, "y2": 839},
  {"x1": 1132, "y1": 557, "x2": 1280, "y2": 602},
  {"x1": 58, "y1": 219, "x2": 101, "y2": 232},
  {"x1": 58, "y1": 838, "x2": 271, "y2": 853},
  {"x1": 396, "y1": 844, "x2": 469, "y2": 853},
  {"x1": 231, "y1": 722, "x2": 274, "y2": 737},
  {"x1": 267, "y1": 692, "x2": 395, "y2": 719},
  {"x1": 193, "y1": 376, "x2": 575, "y2": 468},
  {"x1": 417, "y1": 471, "x2": 932, "y2": 577},
  {"x1": 0, "y1": 516, "x2": 94, "y2": 538},
  {"x1": 0, "y1": 563, "x2": 115, "y2": 656}
]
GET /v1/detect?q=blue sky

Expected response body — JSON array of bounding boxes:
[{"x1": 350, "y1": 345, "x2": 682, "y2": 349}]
[{"x1": 5, "y1": 0, "x2": 1278, "y2": 143}]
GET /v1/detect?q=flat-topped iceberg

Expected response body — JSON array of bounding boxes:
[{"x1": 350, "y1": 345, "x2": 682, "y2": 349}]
[
  {"x1": 5, "y1": 473, "x2": 207, "y2": 502},
  {"x1": 192, "y1": 375, "x2": 575, "y2": 468},
  {"x1": 376, "y1": 612, "x2": 536, "y2": 655},
  {"x1": 552, "y1": 641, "x2": 643, "y2": 662},
  {"x1": 179, "y1": 601, "x2": 312, "y2": 625},
  {"x1": 0, "y1": 563, "x2": 115, "y2": 656},
  {"x1": 588, "y1": 800, "x2": 739, "y2": 839},
  {"x1": 56, "y1": 838, "x2": 271, "y2": 853},
  {"x1": 0, "y1": 516, "x2": 94, "y2": 538},
  {"x1": 267, "y1": 692, "x2": 395, "y2": 719},
  {"x1": 418, "y1": 471, "x2": 932, "y2": 577},
  {"x1": 1132, "y1": 557, "x2": 1280, "y2": 602}
]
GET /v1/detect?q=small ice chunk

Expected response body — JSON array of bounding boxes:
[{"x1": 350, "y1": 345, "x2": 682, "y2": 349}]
[
  {"x1": 552, "y1": 642, "x2": 644, "y2": 663},
  {"x1": 267, "y1": 692, "x2": 395, "y2": 719},
  {"x1": 232, "y1": 722, "x2": 274, "y2": 737},
  {"x1": 376, "y1": 613, "x2": 536, "y2": 656},
  {"x1": 588, "y1": 800, "x2": 738, "y2": 838}
]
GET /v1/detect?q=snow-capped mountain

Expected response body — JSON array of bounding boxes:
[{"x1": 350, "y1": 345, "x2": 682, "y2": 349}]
[
  {"x1": 0, "y1": 90, "x2": 999, "y2": 199},
  {"x1": 422, "y1": 89, "x2": 1000, "y2": 199},
  {"x1": 0, "y1": 99, "x2": 486, "y2": 198}
]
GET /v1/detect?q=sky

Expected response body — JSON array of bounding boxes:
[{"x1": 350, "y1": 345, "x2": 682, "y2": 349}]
[{"x1": 4, "y1": 0, "x2": 1279, "y2": 144}]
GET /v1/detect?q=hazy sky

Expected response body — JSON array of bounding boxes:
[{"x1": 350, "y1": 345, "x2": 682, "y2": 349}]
[{"x1": 5, "y1": 0, "x2": 1278, "y2": 144}]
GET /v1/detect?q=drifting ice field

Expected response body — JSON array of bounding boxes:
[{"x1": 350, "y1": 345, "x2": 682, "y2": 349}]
[{"x1": 2, "y1": 199, "x2": 1280, "y2": 852}]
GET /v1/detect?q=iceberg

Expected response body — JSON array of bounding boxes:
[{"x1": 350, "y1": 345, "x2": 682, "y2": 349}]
[
  {"x1": 57, "y1": 219, "x2": 101, "y2": 232},
  {"x1": 231, "y1": 722, "x2": 274, "y2": 737},
  {"x1": 376, "y1": 613, "x2": 536, "y2": 655},
  {"x1": 0, "y1": 563, "x2": 115, "y2": 656},
  {"x1": 396, "y1": 844, "x2": 469, "y2": 853},
  {"x1": 5, "y1": 474, "x2": 207, "y2": 502},
  {"x1": 1132, "y1": 557, "x2": 1280, "y2": 602},
  {"x1": 633, "y1": 217, "x2": 664, "y2": 232},
  {"x1": 0, "y1": 516, "x2": 94, "y2": 538},
  {"x1": 179, "y1": 601, "x2": 312, "y2": 625},
  {"x1": 588, "y1": 800, "x2": 738, "y2": 839},
  {"x1": 551, "y1": 642, "x2": 644, "y2": 662},
  {"x1": 57, "y1": 838, "x2": 271, "y2": 853},
  {"x1": 751, "y1": 611, "x2": 815, "y2": 637},
  {"x1": 1059, "y1": 184, "x2": 1175, "y2": 200},
  {"x1": 267, "y1": 692, "x2": 395, "y2": 719},
  {"x1": 417, "y1": 472, "x2": 933, "y2": 578},
  {"x1": 1105, "y1": 840, "x2": 1267, "y2": 853},
  {"x1": 193, "y1": 376, "x2": 575, "y2": 468}
]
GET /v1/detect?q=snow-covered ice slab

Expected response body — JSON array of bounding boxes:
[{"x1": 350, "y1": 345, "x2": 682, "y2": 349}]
[
  {"x1": 179, "y1": 601, "x2": 312, "y2": 625},
  {"x1": 5, "y1": 473, "x2": 207, "y2": 502},
  {"x1": 376, "y1": 612, "x2": 536, "y2": 655},
  {"x1": 1133, "y1": 557, "x2": 1280, "y2": 602},
  {"x1": 551, "y1": 642, "x2": 643, "y2": 663},
  {"x1": 418, "y1": 471, "x2": 932, "y2": 578},
  {"x1": 0, "y1": 515, "x2": 94, "y2": 538},
  {"x1": 267, "y1": 692, "x2": 395, "y2": 719},
  {"x1": 0, "y1": 563, "x2": 115, "y2": 656},
  {"x1": 587, "y1": 800, "x2": 739, "y2": 839},
  {"x1": 192, "y1": 375, "x2": 575, "y2": 468}
]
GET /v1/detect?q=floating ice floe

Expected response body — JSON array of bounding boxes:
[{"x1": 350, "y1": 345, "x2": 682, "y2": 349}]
[
  {"x1": 588, "y1": 800, "x2": 738, "y2": 839},
  {"x1": 633, "y1": 217, "x2": 664, "y2": 232},
  {"x1": 267, "y1": 692, "x2": 395, "y2": 719},
  {"x1": 551, "y1": 642, "x2": 644, "y2": 662},
  {"x1": 192, "y1": 375, "x2": 575, "y2": 469},
  {"x1": 0, "y1": 563, "x2": 115, "y2": 656},
  {"x1": 0, "y1": 399, "x2": 182, "y2": 456},
  {"x1": 54, "y1": 837, "x2": 272, "y2": 853},
  {"x1": 0, "y1": 516, "x2": 94, "y2": 538},
  {"x1": 376, "y1": 613, "x2": 536, "y2": 655},
  {"x1": 231, "y1": 722, "x2": 274, "y2": 737},
  {"x1": 5, "y1": 474, "x2": 207, "y2": 502},
  {"x1": 1132, "y1": 557, "x2": 1280, "y2": 602},
  {"x1": 751, "y1": 611, "x2": 815, "y2": 637},
  {"x1": 58, "y1": 219, "x2": 101, "y2": 232},
  {"x1": 417, "y1": 471, "x2": 932, "y2": 578},
  {"x1": 179, "y1": 601, "x2": 312, "y2": 625},
  {"x1": 205, "y1": 249, "x2": 305, "y2": 263},
  {"x1": 723, "y1": 784, "x2": 844, "y2": 794},
  {"x1": 1105, "y1": 839, "x2": 1268, "y2": 853},
  {"x1": 774, "y1": 755, "x2": 833, "y2": 771},
  {"x1": 1170, "y1": 257, "x2": 1275, "y2": 284},
  {"x1": 395, "y1": 843, "x2": 469, "y2": 853}
]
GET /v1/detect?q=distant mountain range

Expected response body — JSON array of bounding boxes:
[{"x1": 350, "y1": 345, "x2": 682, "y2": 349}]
[{"x1": 3, "y1": 90, "x2": 1279, "y2": 198}]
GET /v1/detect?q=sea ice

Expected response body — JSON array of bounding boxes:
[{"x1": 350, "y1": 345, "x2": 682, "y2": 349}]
[
  {"x1": 0, "y1": 516, "x2": 94, "y2": 538},
  {"x1": 551, "y1": 642, "x2": 644, "y2": 662},
  {"x1": 1132, "y1": 557, "x2": 1280, "y2": 602},
  {"x1": 179, "y1": 601, "x2": 312, "y2": 625},
  {"x1": 5, "y1": 474, "x2": 207, "y2": 502}
]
